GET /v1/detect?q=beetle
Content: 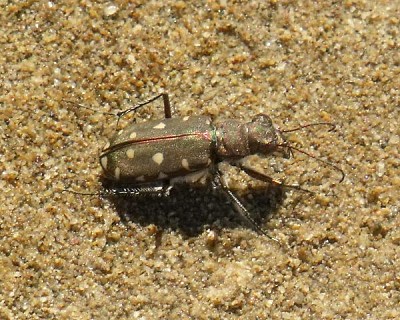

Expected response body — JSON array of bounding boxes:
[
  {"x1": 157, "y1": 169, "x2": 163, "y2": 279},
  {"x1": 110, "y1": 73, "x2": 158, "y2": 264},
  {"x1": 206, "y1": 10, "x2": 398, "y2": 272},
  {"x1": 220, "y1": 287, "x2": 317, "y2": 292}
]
[{"x1": 67, "y1": 93, "x2": 344, "y2": 241}]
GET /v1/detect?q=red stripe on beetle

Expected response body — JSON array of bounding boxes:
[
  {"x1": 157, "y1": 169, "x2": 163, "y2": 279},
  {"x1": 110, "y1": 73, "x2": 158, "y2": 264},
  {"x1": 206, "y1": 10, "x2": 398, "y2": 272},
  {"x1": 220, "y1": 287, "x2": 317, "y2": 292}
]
[{"x1": 102, "y1": 132, "x2": 212, "y2": 156}]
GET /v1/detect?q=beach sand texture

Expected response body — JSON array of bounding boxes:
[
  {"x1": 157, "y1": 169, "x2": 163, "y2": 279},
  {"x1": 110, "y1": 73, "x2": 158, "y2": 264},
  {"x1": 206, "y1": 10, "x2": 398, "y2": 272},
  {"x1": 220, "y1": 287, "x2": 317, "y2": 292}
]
[{"x1": 1, "y1": 1, "x2": 399, "y2": 319}]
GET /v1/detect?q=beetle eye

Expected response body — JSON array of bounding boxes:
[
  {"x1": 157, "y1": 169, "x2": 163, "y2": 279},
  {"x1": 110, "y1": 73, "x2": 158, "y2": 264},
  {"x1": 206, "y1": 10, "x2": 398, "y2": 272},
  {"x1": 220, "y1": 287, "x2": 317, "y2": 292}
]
[{"x1": 252, "y1": 114, "x2": 273, "y2": 127}]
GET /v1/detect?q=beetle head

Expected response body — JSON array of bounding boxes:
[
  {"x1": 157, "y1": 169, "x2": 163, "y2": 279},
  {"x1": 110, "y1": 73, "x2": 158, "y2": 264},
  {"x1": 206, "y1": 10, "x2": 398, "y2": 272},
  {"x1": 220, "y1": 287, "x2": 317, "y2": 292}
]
[
  {"x1": 247, "y1": 114, "x2": 291, "y2": 158},
  {"x1": 248, "y1": 115, "x2": 345, "y2": 182}
]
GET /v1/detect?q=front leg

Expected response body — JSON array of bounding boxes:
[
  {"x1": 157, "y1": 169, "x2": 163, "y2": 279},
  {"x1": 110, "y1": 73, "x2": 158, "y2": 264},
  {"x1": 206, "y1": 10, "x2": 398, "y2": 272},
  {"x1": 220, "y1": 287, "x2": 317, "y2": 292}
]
[{"x1": 232, "y1": 160, "x2": 313, "y2": 194}]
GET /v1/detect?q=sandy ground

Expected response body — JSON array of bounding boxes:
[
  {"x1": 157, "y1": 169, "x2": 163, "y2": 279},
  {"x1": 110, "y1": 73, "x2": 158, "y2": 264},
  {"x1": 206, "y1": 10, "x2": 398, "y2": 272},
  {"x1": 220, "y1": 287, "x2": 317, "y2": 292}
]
[{"x1": 1, "y1": 1, "x2": 399, "y2": 319}]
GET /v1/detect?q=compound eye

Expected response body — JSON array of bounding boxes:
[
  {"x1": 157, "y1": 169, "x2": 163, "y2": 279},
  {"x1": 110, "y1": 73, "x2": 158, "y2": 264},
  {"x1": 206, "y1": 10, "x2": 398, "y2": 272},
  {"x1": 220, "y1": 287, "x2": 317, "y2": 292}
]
[{"x1": 252, "y1": 114, "x2": 273, "y2": 127}]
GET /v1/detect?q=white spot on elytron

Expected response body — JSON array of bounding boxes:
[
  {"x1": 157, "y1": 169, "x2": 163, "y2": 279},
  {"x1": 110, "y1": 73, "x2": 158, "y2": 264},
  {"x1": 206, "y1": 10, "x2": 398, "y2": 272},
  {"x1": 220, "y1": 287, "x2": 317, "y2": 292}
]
[
  {"x1": 158, "y1": 172, "x2": 168, "y2": 179},
  {"x1": 183, "y1": 116, "x2": 190, "y2": 121},
  {"x1": 100, "y1": 156, "x2": 108, "y2": 169},
  {"x1": 103, "y1": 141, "x2": 110, "y2": 151},
  {"x1": 126, "y1": 148, "x2": 135, "y2": 159},
  {"x1": 153, "y1": 122, "x2": 166, "y2": 129},
  {"x1": 117, "y1": 130, "x2": 123, "y2": 135},
  {"x1": 129, "y1": 131, "x2": 137, "y2": 139},
  {"x1": 182, "y1": 158, "x2": 190, "y2": 170},
  {"x1": 152, "y1": 152, "x2": 164, "y2": 165},
  {"x1": 205, "y1": 119, "x2": 211, "y2": 125},
  {"x1": 207, "y1": 158, "x2": 212, "y2": 166},
  {"x1": 115, "y1": 167, "x2": 121, "y2": 180},
  {"x1": 136, "y1": 175, "x2": 145, "y2": 182}
]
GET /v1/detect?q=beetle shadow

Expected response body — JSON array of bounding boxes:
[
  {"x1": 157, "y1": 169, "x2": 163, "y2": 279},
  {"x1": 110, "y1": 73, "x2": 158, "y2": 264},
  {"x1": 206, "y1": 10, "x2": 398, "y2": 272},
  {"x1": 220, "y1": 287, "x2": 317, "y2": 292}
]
[{"x1": 102, "y1": 178, "x2": 286, "y2": 237}]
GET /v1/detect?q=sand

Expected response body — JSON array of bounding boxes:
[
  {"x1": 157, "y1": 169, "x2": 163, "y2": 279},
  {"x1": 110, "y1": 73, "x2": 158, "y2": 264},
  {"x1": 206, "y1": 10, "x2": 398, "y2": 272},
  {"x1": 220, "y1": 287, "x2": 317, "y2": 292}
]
[{"x1": 1, "y1": 1, "x2": 399, "y2": 319}]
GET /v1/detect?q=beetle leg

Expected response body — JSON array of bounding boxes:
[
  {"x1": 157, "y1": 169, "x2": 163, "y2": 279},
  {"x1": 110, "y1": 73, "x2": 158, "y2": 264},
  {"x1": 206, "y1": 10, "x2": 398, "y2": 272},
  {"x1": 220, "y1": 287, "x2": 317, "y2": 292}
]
[
  {"x1": 116, "y1": 93, "x2": 171, "y2": 127},
  {"x1": 102, "y1": 184, "x2": 173, "y2": 197},
  {"x1": 234, "y1": 161, "x2": 313, "y2": 194},
  {"x1": 213, "y1": 169, "x2": 280, "y2": 244},
  {"x1": 64, "y1": 184, "x2": 173, "y2": 198},
  {"x1": 161, "y1": 93, "x2": 171, "y2": 118},
  {"x1": 63, "y1": 93, "x2": 172, "y2": 131}
]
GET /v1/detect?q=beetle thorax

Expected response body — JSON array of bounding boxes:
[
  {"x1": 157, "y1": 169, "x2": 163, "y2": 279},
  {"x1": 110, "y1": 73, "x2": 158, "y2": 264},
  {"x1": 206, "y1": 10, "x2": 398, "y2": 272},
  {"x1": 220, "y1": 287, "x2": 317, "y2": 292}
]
[
  {"x1": 215, "y1": 114, "x2": 289, "y2": 159},
  {"x1": 215, "y1": 120, "x2": 251, "y2": 158}
]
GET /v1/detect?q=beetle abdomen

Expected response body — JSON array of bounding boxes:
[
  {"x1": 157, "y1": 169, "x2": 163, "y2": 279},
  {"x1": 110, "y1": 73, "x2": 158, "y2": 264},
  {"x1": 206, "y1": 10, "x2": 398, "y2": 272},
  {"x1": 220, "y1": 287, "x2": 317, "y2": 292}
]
[{"x1": 100, "y1": 116, "x2": 214, "y2": 183}]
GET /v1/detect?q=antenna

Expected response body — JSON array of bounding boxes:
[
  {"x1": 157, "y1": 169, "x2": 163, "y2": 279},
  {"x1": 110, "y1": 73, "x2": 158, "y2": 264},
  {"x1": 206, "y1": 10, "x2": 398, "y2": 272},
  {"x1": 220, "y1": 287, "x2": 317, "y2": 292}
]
[
  {"x1": 279, "y1": 122, "x2": 345, "y2": 183},
  {"x1": 282, "y1": 122, "x2": 336, "y2": 133}
]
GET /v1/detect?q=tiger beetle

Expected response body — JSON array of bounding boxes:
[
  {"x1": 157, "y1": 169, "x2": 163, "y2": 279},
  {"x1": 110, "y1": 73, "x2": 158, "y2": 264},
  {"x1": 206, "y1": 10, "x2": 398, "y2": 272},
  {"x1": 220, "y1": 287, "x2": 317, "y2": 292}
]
[{"x1": 66, "y1": 93, "x2": 344, "y2": 242}]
